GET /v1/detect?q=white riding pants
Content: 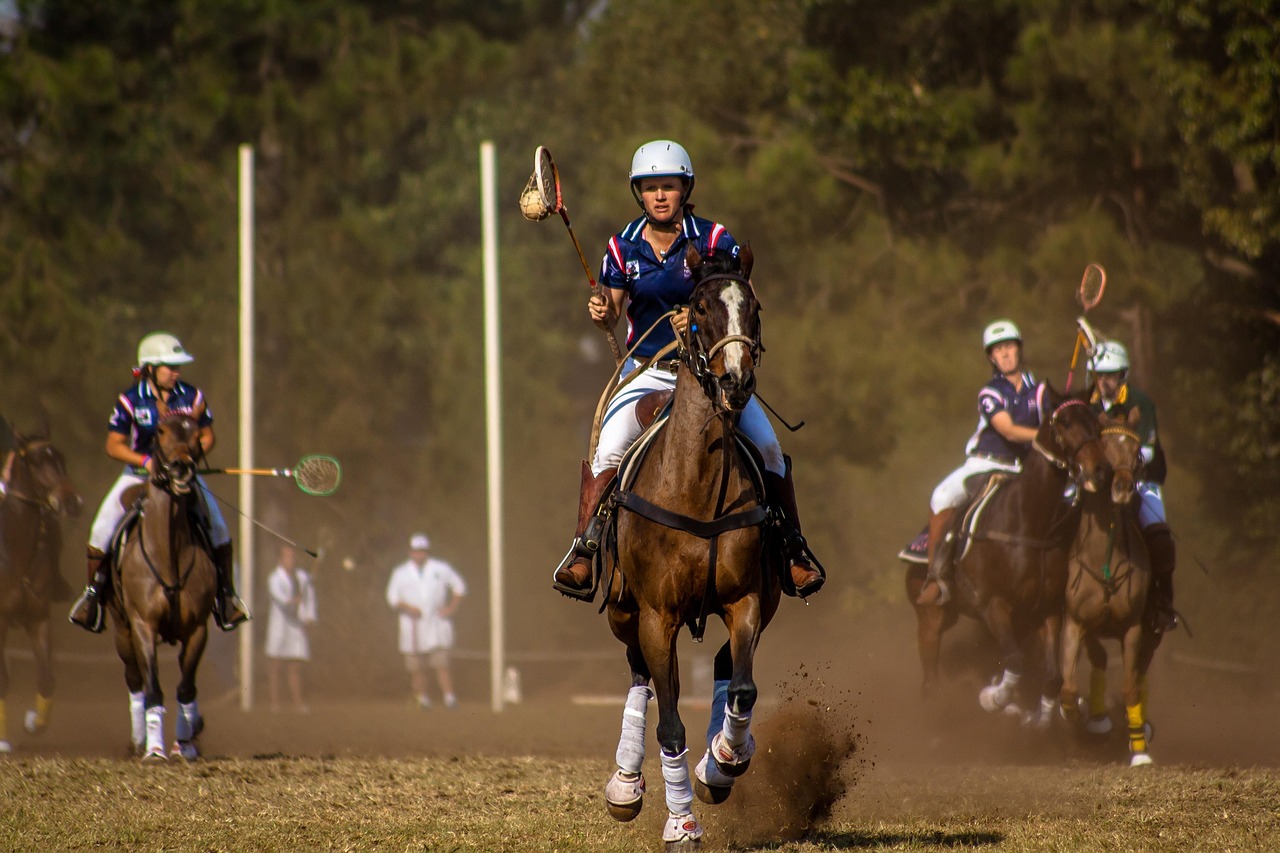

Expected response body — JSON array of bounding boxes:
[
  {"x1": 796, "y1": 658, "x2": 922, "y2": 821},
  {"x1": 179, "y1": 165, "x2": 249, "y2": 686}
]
[
  {"x1": 592, "y1": 358, "x2": 786, "y2": 477},
  {"x1": 930, "y1": 455, "x2": 1022, "y2": 514},
  {"x1": 89, "y1": 468, "x2": 230, "y2": 552}
]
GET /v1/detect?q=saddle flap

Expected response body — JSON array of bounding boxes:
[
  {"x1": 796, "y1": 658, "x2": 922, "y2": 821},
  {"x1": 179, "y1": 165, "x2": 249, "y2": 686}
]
[{"x1": 634, "y1": 390, "x2": 673, "y2": 432}]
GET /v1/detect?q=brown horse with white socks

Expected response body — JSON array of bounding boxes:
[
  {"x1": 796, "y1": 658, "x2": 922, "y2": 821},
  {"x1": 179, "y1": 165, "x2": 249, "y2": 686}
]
[
  {"x1": 109, "y1": 413, "x2": 216, "y2": 761},
  {"x1": 0, "y1": 429, "x2": 81, "y2": 751},
  {"x1": 600, "y1": 245, "x2": 788, "y2": 849}
]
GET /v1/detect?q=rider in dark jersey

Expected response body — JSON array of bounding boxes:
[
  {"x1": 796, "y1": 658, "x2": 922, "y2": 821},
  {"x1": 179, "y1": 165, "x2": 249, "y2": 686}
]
[
  {"x1": 69, "y1": 332, "x2": 249, "y2": 633},
  {"x1": 552, "y1": 140, "x2": 822, "y2": 601},
  {"x1": 916, "y1": 319, "x2": 1044, "y2": 606},
  {"x1": 1089, "y1": 340, "x2": 1177, "y2": 633}
]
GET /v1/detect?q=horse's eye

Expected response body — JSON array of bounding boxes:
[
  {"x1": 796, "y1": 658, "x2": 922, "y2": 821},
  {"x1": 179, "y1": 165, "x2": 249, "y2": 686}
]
[{"x1": 694, "y1": 303, "x2": 707, "y2": 316}]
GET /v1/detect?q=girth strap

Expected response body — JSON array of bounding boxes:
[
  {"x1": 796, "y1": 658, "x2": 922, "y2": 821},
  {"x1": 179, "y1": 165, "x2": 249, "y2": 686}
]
[{"x1": 612, "y1": 491, "x2": 768, "y2": 538}]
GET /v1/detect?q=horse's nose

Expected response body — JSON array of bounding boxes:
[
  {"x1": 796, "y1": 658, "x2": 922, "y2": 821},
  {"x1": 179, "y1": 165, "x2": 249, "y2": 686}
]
[
  {"x1": 1110, "y1": 474, "x2": 1134, "y2": 506},
  {"x1": 718, "y1": 373, "x2": 753, "y2": 410}
]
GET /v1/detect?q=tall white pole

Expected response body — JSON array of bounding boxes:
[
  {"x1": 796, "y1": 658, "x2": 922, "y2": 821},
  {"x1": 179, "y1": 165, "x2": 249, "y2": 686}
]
[
  {"x1": 238, "y1": 144, "x2": 256, "y2": 711},
  {"x1": 481, "y1": 141, "x2": 505, "y2": 713}
]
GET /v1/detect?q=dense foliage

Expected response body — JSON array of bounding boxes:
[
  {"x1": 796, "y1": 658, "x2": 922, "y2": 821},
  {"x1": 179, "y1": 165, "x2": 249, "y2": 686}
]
[{"x1": 1, "y1": 0, "x2": 1275, "y2": 671}]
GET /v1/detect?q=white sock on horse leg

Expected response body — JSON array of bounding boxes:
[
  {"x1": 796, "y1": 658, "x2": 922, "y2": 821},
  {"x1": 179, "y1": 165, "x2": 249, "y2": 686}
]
[
  {"x1": 129, "y1": 692, "x2": 145, "y2": 748},
  {"x1": 721, "y1": 705, "x2": 752, "y2": 750},
  {"x1": 176, "y1": 701, "x2": 199, "y2": 741},
  {"x1": 660, "y1": 748, "x2": 694, "y2": 815},
  {"x1": 144, "y1": 705, "x2": 165, "y2": 752},
  {"x1": 615, "y1": 686, "x2": 652, "y2": 775},
  {"x1": 705, "y1": 680, "x2": 729, "y2": 747}
]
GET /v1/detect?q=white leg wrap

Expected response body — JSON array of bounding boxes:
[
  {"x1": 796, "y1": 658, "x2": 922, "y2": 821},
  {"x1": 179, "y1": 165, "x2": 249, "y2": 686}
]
[
  {"x1": 979, "y1": 668, "x2": 1021, "y2": 712},
  {"x1": 660, "y1": 748, "x2": 693, "y2": 815},
  {"x1": 721, "y1": 705, "x2": 752, "y2": 749},
  {"x1": 614, "y1": 686, "x2": 651, "y2": 775},
  {"x1": 176, "y1": 701, "x2": 200, "y2": 741},
  {"x1": 129, "y1": 692, "x2": 146, "y2": 749},
  {"x1": 144, "y1": 706, "x2": 166, "y2": 756}
]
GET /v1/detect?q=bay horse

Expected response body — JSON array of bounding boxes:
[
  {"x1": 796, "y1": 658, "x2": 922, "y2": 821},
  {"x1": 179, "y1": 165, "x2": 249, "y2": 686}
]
[
  {"x1": 906, "y1": 388, "x2": 1109, "y2": 725},
  {"x1": 600, "y1": 245, "x2": 782, "y2": 848},
  {"x1": 1059, "y1": 408, "x2": 1160, "y2": 765},
  {"x1": 108, "y1": 412, "x2": 216, "y2": 761},
  {"x1": 0, "y1": 430, "x2": 82, "y2": 751}
]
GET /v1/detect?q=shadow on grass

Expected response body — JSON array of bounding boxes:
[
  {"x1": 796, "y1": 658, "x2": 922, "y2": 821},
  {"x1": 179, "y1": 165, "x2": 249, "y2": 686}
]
[{"x1": 730, "y1": 830, "x2": 1004, "y2": 850}]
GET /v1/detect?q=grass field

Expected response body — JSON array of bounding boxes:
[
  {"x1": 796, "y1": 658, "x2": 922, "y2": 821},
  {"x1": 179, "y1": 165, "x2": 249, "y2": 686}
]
[{"x1": 1, "y1": 752, "x2": 1276, "y2": 850}]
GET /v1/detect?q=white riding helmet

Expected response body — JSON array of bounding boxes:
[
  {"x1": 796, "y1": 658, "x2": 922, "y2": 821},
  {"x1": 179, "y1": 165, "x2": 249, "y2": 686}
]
[
  {"x1": 137, "y1": 331, "x2": 195, "y2": 367},
  {"x1": 1090, "y1": 340, "x2": 1130, "y2": 373},
  {"x1": 982, "y1": 319, "x2": 1022, "y2": 351},
  {"x1": 629, "y1": 139, "x2": 695, "y2": 207}
]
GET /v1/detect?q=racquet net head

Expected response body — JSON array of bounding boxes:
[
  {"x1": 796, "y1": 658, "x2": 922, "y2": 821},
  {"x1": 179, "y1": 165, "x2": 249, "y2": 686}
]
[
  {"x1": 535, "y1": 145, "x2": 560, "y2": 213},
  {"x1": 294, "y1": 455, "x2": 341, "y2": 496},
  {"x1": 1078, "y1": 263, "x2": 1106, "y2": 311}
]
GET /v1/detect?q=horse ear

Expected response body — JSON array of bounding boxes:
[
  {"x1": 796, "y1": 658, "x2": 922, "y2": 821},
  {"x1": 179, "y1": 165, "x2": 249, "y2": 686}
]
[
  {"x1": 739, "y1": 243, "x2": 753, "y2": 279},
  {"x1": 685, "y1": 243, "x2": 702, "y2": 271},
  {"x1": 1127, "y1": 407, "x2": 1141, "y2": 427}
]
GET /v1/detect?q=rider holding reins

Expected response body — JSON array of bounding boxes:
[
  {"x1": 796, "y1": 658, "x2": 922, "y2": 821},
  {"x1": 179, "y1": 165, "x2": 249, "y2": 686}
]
[
  {"x1": 1089, "y1": 340, "x2": 1178, "y2": 633},
  {"x1": 915, "y1": 319, "x2": 1043, "y2": 606},
  {"x1": 69, "y1": 332, "x2": 249, "y2": 633},
  {"x1": 552, "y1": 140, "x2": 823, "y2": 601}
]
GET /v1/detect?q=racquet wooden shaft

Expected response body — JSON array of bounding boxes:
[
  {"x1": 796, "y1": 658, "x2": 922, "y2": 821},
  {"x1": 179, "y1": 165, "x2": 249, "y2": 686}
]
[{"x1": 560, "y1": 205, "x2": 623, "y2": 364}]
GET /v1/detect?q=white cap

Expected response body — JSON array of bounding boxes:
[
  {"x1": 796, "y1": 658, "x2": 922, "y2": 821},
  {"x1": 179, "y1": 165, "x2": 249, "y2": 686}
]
[{"x1": 409, "y1": 533, "x2": 430, "y2": 551}]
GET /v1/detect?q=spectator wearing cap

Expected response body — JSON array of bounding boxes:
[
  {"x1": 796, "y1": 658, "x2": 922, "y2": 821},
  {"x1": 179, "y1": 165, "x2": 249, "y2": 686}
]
[{"x1": 385, "y1": 532, "x2": 467, "y2": 709}]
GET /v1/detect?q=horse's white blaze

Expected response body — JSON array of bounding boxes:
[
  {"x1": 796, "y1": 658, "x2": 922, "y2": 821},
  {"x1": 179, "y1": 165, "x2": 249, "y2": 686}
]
[{"x1": 719, "y1": 283, "x2": 750, "y2": 380}]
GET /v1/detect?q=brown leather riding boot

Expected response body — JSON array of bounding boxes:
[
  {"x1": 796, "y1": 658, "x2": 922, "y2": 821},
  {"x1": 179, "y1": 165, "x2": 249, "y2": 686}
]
[
  {"x1": 212, "y1": 543, "x2": 250, "y2": 631},
  {"x1": 915, "y1": 508, "x2": 957, "y2": 606},
  {"x1": 68, "y1": 548, "x2": 109, "y2": 633},
  {"x1": 552, "y1": 463, "x2": 618, "y2": 599},
  {"x1": 1143, "y1": 523, "x2": 1177, "y2": 633},
  {"x1": 765, "y1": 461, "x2": 824, "y2": 597}
]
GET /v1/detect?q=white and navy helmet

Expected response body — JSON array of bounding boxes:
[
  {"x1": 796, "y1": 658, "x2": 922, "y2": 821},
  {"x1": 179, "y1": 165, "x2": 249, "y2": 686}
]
[
  {"x1": 629, "y1": 139, "x2": 695, "y2": 208},
  {"x1": 1091, "y1": 340, "x2": 1130, "y2": 373},
  {"x1": 982, "y1": 319, "x2": 1022, "y2": 351}
]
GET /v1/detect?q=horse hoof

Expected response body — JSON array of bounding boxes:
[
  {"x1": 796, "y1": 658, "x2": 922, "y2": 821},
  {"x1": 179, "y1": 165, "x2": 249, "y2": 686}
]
[
  {"x1": 1084, "y1": 714, "x2": 1113, "y2": 736},
  {"x1": 0, "y1": 740, "x2": 12, "y2": 754},
  {"x1": 604, "y1": 770, "x2": 644, "y2": 823},
  {"x1": 172, "y1": 741, "x2": 199, "y2": 762},
  {"x1": 663, "y1": 812, "x2": 704, "y2": 848},
  {"x1": 979, "y1": 685, "x2": 1011, "y2": 713},
  {"x1": 693, "y1": 751, "x2": 734, "y2": 804},
  {"x1": 1129, "y1": 752, "x2": 1153, "y2": 767},
  {"x1": 23, "y1": 710, "x2": 43, "y2": 735},
  {"x1": 142, "y1": 746, "x2": 167, "y2": 762}
]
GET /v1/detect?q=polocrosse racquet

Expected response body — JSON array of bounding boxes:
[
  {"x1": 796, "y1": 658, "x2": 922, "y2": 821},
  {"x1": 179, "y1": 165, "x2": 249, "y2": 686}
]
[
  {"x1": 200, "y1": 454, "x2": 341, "y2": 497},
  {"x1": 1065, "y1": 263, "x2": 1107, "y2": 391},
  {"x1": 520, "y1": 146, "x2": 623, "y2": 364}
]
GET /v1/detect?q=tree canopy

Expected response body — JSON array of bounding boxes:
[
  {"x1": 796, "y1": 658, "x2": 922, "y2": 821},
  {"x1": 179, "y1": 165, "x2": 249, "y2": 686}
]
[{"x1": 2, "y1": 0, "x2": 1276, "y2": 670}]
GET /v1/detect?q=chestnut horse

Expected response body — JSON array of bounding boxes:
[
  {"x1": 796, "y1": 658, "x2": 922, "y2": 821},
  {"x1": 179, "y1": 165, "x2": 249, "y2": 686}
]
[
  {"x1": 0, "y1": 430, "x2": 82, "y2": 751},
  {"x1": 600, "y1": 245, "x2": 782, "y2": 848},
  {"x1": 108, "y1": 413, "x2": 216, "y2": 761},
  {"x1": 1059, "y1": 409, "x2": 1161, "y2": 765},
  {"x1": 906, "y1": 389, "x2": 1109, "y2": 725}
]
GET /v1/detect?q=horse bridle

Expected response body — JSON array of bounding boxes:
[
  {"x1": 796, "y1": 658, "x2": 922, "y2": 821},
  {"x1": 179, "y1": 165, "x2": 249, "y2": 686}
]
[
  {"x1": 1100, "y1": 424, "x2": 1143, "y2": 481},
  {"x1": 1038, "y1": 398, "x2": 1104, "y2": 481},
  {"x1": 148, "y1": 433, "x2": 201, "y2": 496},
  {"x1": 679, "y1": 273, "x2": 762, "y2": 411}
]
